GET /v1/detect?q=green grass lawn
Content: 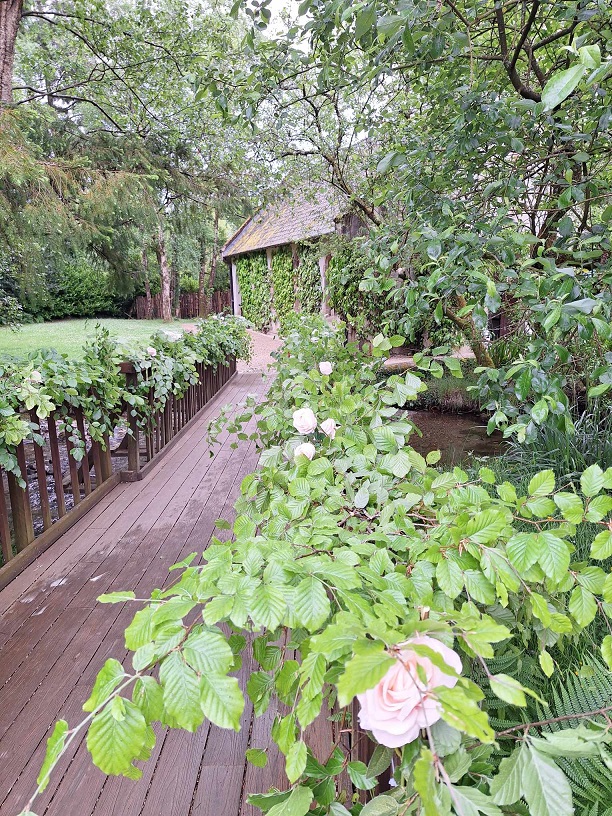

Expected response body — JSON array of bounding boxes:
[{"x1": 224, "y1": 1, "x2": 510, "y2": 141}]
[{"x1": 0, "y1": 318, "x2": 192, "y2": 359}]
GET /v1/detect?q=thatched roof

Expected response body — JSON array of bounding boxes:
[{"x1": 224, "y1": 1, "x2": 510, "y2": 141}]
[{"x1": 222, "y1": 192, "x2": 344, "y2": 259}]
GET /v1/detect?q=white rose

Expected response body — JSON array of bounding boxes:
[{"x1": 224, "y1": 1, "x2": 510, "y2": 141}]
[
  {"x1": 320, "y1": 418, "x2": 337, "y2": 439},
  {"x1": 29, "y1": 370, "x2": 43, "y2": 383},
  {"x1": 294, "y1": 442, "x2": 316, "y2": 460},
  {"x1": 319, "y1": 361, "x2": 333, "y2": 376},
  {"x1": 146, "y1": 346, "x2": 157, "y2": 357},
  {"x1": 292, "y1": 407, "x2": 318, "y2": 435}
]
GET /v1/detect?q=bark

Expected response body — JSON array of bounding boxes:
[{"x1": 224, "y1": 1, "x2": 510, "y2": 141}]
[
  {"x1": 199, "y1": 208, "x2": 219, "y2": 318},
  {"x1": 142, "y1": 247, "x2": 152, "y2": 318},
  {"x1": 155, "y1": 222, "x2": 172, "y2": 322},
  {"x1": 443, "y1": 295, "x2": 494, "y2": 367},
  {"x1": 198, "y1": 247, "x2": 208, "y2": 318},
  {"x1": 0, "y1": 0, "x2": 23, "y2": 104}
]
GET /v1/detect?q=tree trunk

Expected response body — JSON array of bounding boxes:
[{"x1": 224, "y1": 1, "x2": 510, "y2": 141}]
[
  {"x1": 198, "y1": 209, "x2": 220, "y2": 318},
  {"x1": 142, "y1": 247, "x2": 152, "y2": 318},
  {"x1": 0, "y1": 0, "x2": 23, "y2": 104},
  {"x1": 198, "y1": 246, "x2": 208, "y2": 318},
  {"x1": 443, "y1": 295, "x2": 494, "y2": 368},
  {"x1": 155, "y1": 223, "x2": 172, "y2": 322}
]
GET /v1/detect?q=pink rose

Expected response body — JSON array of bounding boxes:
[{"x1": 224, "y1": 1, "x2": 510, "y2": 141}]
[
  {"x1": 294, "y1": 442, "x2": 316, "y2": 460},
  {"x1": 146, "y1": 346, "x2": 157, "y2": 357},
  {"x1": 320, "y1": 418, "x2": 337, "y2": 439},
  {"x1": 29, "y1": 370, "x2": 43, "y2": 383},
  {"x1": 319, "y1": 361, "x2": 333, "y2": 376},
  {"x1": 292, "y1": 407, "x2": 317, "y2": 435},
  {"x1": 357, "y1": 635, "x2": 462, "y2": 748}
]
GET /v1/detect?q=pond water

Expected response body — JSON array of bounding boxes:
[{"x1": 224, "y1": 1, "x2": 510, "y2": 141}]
[{"x1": 405, "y1": 410, "x2": 504, "y2": 467}]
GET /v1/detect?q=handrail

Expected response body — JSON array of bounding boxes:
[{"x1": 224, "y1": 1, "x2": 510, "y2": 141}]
[{"x1": 0, "y1": 357, "x2": 236, "y2": 587}]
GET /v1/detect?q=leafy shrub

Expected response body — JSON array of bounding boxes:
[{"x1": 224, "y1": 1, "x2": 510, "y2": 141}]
[
  {"x1": 0, "y1": 316, "x2": 251, "y2": 486},
  {"x1": 26, "y1": 315, "x2": 612, "y2": 816},
  {"x1": 180, "y1": 274, "x2": 200, "y2": 293},
  {"x1": 0, "y1": 292, "x2": 23, "y2": 328},
  {"x1": 40, "y1": 258, "x2": 120, "y2": 319},
  {"x1": 326, "y1": 237, "x2": 382, "y2": 333}
]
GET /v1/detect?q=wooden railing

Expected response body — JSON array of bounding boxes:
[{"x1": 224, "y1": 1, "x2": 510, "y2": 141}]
[
  {"x1": 0, "y1": 358, "x2": 236, "y2": 588},
  {"x1": 134, "y1": 290, "x2": 232, "y2": 320}
]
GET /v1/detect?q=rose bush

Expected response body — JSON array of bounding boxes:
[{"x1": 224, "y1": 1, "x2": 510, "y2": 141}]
[{"x1": 21, "y1": 316, "x2": 612, "y2": 816}]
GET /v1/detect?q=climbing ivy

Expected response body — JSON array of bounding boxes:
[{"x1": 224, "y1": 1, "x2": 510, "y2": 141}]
[
  {"x1": 326, "y1": 237, "x2": 380, "y2": 334},
  {"x1": 295, "y1": 243, "x2": 322, "y2": 315},
  {"x1": 271, "y1": 248, "x2": 295, "y2": 331},
  {"x1": 236, "y1": 253, "x2": 271, "y2": 331}
]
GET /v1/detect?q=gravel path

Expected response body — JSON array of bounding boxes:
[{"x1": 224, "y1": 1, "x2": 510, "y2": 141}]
[{"x1": 239, "y1": 329, "x2": 282, "y2": 373}]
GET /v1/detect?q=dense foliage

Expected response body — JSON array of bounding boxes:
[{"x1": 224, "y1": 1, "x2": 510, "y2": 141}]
[
  {"x1": 22, "y1": 317, "x2": 612, "y2": 816},
  {"x1": 0, "y1": 315, "x2": 251, "y2": 484},
  {"x1": 237, "y1": 253, "x2": 272, "y2": 330},
  {"x1": 271, "y1": 248, "x2": 296, "y2": 331},
  {"x1": 295, "y1": 244, "x2": 322, "y2": 315}
]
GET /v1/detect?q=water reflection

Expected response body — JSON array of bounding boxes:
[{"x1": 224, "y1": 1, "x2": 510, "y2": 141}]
[{"x1": 405, "y1": 410, "x2": 504, "y2": 467}]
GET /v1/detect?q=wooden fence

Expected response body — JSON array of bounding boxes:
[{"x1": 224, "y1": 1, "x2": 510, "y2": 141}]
[
  {"x1": 0, "y1": 358, "x2": 236, "y2": 588},
  {"x1": 134, "y1": 290, "x2": 232, "y2": 320}
]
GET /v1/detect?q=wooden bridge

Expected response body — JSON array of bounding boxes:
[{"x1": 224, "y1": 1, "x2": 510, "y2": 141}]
[{"x1": 0, "y1": 370, "x2": 338, "y2": 816}]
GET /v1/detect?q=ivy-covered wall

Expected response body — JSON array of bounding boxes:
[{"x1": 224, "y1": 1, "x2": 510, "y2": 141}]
[
  {"x1": 236, "y1": 253, "x2": 271, "y2": 331},
  {"x1": 296, "y1": 243, "x2": 322, "y2": 315},
  {"x1": 271, "y1": 248, "x2": 295, "y2": 331}
]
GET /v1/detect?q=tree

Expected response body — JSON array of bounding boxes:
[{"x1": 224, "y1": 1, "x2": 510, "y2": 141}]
[{"x1": 212, "y1": 0, "x2": 612, "y2": 435}]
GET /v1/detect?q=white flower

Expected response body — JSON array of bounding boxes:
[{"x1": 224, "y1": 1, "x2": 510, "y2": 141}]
[
  {"x1": 320, "y1": 418, "x2": 337, "y2": 439},
  {"x1": 294, "y1": 442, "x2": 316, "y2": 460},
  {"x1": 146, "y1": 346, "x2": 157, "y2": 357},
  {"x1": 292, "y1": 407, "x2": 318, "y2": 435},
  {"x1": 319, "y1": 361, "x2": 333, "y2": 376},
  {"x1": 29, "y1": 370, "x2": 43, "y2": 383}
]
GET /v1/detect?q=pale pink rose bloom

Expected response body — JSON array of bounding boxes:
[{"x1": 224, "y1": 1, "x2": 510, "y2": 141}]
[
  {"x1": 294, "y1": 442, "x2": 316, "y2": 460},
  {"x1": 320, "y1": 418, "x2": 337, "y2": 439},
  {"x1": 292, "y1": 407, "x2": 317, "y2": 435},
  {"x1": 319, "y1": 361, "x2": 333, "y2": 376},
  {"x1": 357, "y1": 635, "x2": 462, "y2": 748},
  {"x1": 29, "y1": 370, "x2": 43, "y2": 383},
  {"x1": 146, "y1": 346, "x2": 157, "y2": 357}
]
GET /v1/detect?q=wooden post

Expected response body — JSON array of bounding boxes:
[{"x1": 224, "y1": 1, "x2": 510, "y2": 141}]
[
  {"x1": 47, "y1": 414, "x2": 66, "y2": 518},
  {"x1": 0, "y1": 469, "x2": 13, "y2": 562},
  {"x1": 29, "y1": 410, "x2": 53, "y2": 530},
  {"x1": 100, "y1": 433, "x2": 113, "y2": 482},
  {"x1": 74, "y1": 408, "x2": 92, "y2": 497},
  {"x1": 64, "y1": 417, "x2": 82, "y2": 506},
  {"x1": 7, "y1": 442, "x2": 35, "y2": 551}
]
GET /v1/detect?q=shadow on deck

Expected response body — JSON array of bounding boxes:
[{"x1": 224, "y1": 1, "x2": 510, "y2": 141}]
[{"x1": 0, "y1": 371, "x2": 331, "y2": 816}]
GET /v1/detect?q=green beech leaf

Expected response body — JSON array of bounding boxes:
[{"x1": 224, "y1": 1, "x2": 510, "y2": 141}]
[
  {"x1": 294, "y1": 576, "x2": 331, "y2": 631},
  {"x1": 489, "y1": 674, "x2": 527, "y2": 707},
  {"x1": 602, "y1": 636, "x2": 612, "y2": 670},
  {"x1": 568, "y1": 586, "x2": 597, "y2": 627},
  {"x1": 522, "y1": 745, "x2": 573, "y2": 816},
  {"x1": 490, "y1": 745, "x2": 525, "y2": 804},
  {"x1": 97, "y1": 591, "x2": 136, "y2": 604},
  {"x1": 83, "y1": 658, "x2": 126, "y2": 713},
  {"x1": 37, "y1": 720, "x2": 69, "y2": 792},
  {"x1": 87, "y1": 697, "x2": 147, "y2": 778},
  {"x1": 286, "y1": 740, "x2": 307, "y2": 783},
  {"x1": 159, "y1": 652, "x2": 204, "y2": 732},
  {"x1": 266, "y1": 786, "x2": 313, "y2": 816},
  {"x1": 528, "y1": 470, "x2": 555, "y2": 497},
  {"x1": 200, "y1": 673, "x2": 244, "y2": 731},
  {"x1": 246, "y1": 748, "x2": 268, "y2": 768},
  {"x1": 581, "y1": 464, "x2": 604, "y2": 497},
  {"x1": 337, "y1": 644, "x2": 395, "y2": 707},
  {"x1": 592, "y1": 529, "x2": 612, "y2": 560}
]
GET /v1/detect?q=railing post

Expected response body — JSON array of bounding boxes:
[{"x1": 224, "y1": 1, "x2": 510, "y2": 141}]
[
  {"x1": 121, "y1": 363, "x2": 142, "y2": 480},
  {"x1": 7, "y1": 443, "x2": 35, "y2": 552},
  {"x1": 0, "y1": 469, "x2": 13, "y2": 562}
]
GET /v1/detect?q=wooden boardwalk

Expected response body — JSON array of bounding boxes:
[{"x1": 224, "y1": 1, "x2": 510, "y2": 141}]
[{"x1": 0, "y1": 371, "x2": 332, "y2": 816}]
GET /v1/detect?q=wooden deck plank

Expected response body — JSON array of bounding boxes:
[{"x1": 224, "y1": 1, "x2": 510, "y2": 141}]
[
  {"x1": 0, "y1": 373, "x2": 283, "y2": 816},
  {"x1": 0, "y1": 383, "x2": 260, "y2": 804},
  {"x1": 0, "y1": 372, "x2": 252, "y2": 620},
  {"x1": 0, "y1": 375, "x2": 253, "y2": 671}
]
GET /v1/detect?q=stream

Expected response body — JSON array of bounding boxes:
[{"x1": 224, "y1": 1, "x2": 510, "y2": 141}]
[{"x1": 406, "y1": 410, "x2": 504, "y2": 467}]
